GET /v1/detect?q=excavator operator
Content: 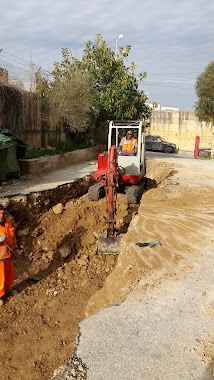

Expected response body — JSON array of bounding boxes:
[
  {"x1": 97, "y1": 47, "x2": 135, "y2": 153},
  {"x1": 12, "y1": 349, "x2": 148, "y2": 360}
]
[{"x1": 118, "y1": 130, "x2": 137, "y2": 156}]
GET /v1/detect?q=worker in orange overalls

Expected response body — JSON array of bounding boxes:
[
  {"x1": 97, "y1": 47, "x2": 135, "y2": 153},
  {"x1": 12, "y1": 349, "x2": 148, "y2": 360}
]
[
  {"x1": 118, "y1": 130, "x2": 137, "y2": 156},
  {"x1": 0, "y1": 204, "x2": 17, "y2": 306}
]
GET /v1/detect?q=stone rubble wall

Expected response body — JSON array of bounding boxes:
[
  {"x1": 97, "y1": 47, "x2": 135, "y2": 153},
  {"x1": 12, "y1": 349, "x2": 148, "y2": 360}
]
[{"x1": 150, "y1": 110, "x2": 214, "y2": 150}]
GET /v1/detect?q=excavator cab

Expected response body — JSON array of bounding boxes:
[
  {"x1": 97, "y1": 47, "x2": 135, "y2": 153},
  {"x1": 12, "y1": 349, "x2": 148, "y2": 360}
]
[{"x1": 109, "y1": 120, "x2": 146, "y2": 181}]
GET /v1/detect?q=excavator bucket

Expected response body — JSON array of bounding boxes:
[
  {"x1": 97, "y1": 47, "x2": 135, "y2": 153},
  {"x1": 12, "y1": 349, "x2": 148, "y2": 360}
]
[{"x1": 98, "y1": 233, "x2": 124, "y2": 255}]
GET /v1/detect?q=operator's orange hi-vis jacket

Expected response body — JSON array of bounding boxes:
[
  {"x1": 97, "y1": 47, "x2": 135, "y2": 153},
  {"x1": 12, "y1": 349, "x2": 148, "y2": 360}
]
[
  {"x1": 0, "y1": 218, "x2": 17, "y2": 261},
  {"x1": 120, "y1": 137, "x2": 137, "y2": 155}
]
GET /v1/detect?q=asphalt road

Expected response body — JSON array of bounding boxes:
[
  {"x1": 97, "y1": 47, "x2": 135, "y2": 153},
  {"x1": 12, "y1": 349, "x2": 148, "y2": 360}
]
[
  {"x1": 146, "y1": 150, "x2": 193, "y2": 160},
  {"x1": 77, "y1": 248, "x2": 214, "y2": 380}
]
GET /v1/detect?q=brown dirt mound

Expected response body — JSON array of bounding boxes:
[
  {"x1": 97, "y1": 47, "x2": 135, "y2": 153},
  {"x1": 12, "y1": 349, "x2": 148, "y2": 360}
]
[{"x1": 0, "y1": 190, "x2": 137, "y2": 380}]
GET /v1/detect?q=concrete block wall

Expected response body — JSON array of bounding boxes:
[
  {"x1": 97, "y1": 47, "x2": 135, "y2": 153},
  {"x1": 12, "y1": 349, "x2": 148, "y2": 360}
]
[
  {"x1": 150, "y1": 110, "x2": 214, "y2": 150},
  {"x1": 19, "y1": 145, "x2": 106, "y2": 175}
]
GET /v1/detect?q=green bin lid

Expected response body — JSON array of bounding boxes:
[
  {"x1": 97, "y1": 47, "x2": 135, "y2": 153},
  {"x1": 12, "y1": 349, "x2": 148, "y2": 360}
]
[
  {"x1": 0, "y1": 129, "x2": 27, "y2": 146},
  {"x1": 0, "y1": 134, "x2": 13, "y2": 151}
]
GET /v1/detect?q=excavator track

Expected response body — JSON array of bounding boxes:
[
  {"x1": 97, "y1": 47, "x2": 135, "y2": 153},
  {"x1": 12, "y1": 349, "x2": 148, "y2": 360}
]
[
  {"x1": 88, "y1": 183, "x2": 106, "y2": 201},
  {"x1": 126, "y1": 181, "x2": 145, "y2": 204}
]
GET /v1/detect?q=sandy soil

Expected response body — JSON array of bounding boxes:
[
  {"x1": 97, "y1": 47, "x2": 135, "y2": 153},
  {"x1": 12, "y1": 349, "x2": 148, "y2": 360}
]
[
  {"x1": 0, "y1": 190, "x2": 137, "y2": 380},
  {"x1": 84, "y1": 159, "x2": 214, "y2": 378},
  {"x1": 0, "y1": 157, "x2": 213, "y2": 380},
  {"x1": 86, "y1": 161, "x2": 214, "y2": 315}
]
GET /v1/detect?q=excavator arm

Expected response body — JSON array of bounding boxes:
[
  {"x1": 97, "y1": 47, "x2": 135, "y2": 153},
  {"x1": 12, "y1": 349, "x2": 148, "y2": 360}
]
[
  {"x1": 97, "y1": 145, "x2": 124, "y2": 254},
  {"x1": 106, "y1": 145, "x2": 119, "y2": 237}
]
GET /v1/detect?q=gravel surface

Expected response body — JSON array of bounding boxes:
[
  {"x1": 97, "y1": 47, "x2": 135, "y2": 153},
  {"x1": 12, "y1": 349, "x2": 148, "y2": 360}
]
[
  {"x1": 52, "y1": 355, "x2": 87, "y2": 380},
  {"x1": 77, "y1": 248, "x2": 214, "y2": 379}
]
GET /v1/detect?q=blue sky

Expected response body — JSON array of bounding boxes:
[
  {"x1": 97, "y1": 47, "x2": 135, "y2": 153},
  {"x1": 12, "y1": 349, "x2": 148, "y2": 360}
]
[{"x1": 0, "y1": 0, "x2": 213, "y2": 110}]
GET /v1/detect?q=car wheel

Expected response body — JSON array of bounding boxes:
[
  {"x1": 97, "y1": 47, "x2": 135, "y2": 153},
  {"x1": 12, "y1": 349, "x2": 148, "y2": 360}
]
[{"x1": 163, "y1": 146, "x2": 172, "y2": 153}]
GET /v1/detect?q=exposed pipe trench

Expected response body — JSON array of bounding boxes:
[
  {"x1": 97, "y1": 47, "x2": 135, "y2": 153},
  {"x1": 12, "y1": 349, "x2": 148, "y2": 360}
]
[{"x1": 0, "y1": 173, "x2": 150, "y2": 380}]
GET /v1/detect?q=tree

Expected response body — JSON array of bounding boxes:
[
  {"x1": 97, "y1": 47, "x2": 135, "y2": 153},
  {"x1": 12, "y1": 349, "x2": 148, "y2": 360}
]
[
  {"x1": 81, "y1": 34, "x2": 150, "y2": 121},
  {"x1": 38, "y1": 34, "x2": 151, "y2": 135},
  {"x1": 52, "y1": 35, "x2": 150, "y2": 120},
  {"x1": 36, "y1": 51, "x2": 95, "y2": 133},
  {"x1": 49, "y1": 68, "x2": 95, "y2": 133},
  {"x1": 195, "y1": 60, "x2": 214, "y2": 123}
]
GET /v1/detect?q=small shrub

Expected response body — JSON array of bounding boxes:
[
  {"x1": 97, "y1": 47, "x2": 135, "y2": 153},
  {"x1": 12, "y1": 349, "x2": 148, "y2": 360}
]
[{"x1": 25, "y1": 139, "x2": 94, "y2": 159}]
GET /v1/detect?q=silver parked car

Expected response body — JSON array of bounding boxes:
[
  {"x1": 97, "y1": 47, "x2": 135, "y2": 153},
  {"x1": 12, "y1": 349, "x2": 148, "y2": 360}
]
[{"x1": 145, "y1": 135, "x2": 178, "y2": 153}]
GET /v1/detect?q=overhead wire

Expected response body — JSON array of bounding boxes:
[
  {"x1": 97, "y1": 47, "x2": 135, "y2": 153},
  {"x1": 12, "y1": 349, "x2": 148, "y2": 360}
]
[
  {"x1": 148, "y1": 71, "x2": 200, "y2": 75},
  {"x1": 0, "y1": 52, "x2": 32, "y2": 69},
  {"x1": 0, "y1": 49, "x2": 198, "y2": 91},
  {"x1": 145, "y1": 79, "x2": 194, "y2": 85},
  {"x1": 143, "y1": 71, "x2": 196, "y2": 90},
  {"x1": 0, "y1": 48, "x2": 52, "y2": 76},
  {"x1": 1, "y1": 49, "x2": 33, "y2": 65},
  {"x1": 146, "y1": 76, "x2": 194, "y2": 84},
  {"x1": 0, "y1": 57, "x2": 31, "y2": 74},
  {"x1": 143, "y1": 83, "x2": 195, "y2": 90}
]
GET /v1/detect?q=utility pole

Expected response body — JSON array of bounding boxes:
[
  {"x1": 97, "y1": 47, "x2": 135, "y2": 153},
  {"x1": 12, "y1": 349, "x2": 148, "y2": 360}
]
[{"x1": 29, "y1": 45, "x2": 35, "y2": 92}]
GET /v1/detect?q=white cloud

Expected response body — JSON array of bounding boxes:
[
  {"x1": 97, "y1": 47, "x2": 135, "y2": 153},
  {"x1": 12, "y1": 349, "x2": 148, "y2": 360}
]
[{"x1": 0, "y1": 0, "x2": 213, "y2": 109}]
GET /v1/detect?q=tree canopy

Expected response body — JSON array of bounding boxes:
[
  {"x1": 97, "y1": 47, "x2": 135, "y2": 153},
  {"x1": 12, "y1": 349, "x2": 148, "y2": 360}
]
[
  {"x1": 49, "y1": 68, "x2": 95, "y2": 133},
  {"x1": 195, "y1": 60, "x2": 214, "y2": 124},
  {"x1": 37, "y1": 34, "x2": 151, "y2": 133}
]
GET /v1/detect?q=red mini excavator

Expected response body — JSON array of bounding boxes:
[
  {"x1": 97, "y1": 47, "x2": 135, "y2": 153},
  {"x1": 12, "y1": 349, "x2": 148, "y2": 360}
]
[{"x1": 88, "y1": 120, "x2": 147, "y2": 254}]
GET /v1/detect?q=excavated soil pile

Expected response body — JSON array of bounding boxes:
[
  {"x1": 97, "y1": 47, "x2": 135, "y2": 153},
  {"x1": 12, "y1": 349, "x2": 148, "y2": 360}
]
[{"x1": 0, "y1": 182, "x2": 139, "y2": 380}]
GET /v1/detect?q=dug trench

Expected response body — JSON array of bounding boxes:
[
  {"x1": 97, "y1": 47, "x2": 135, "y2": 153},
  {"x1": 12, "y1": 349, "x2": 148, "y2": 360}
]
[
  {"x1": 0, "y1": 160, "x2": 204, "y2": 380},
  {"x1": 0, "y1": 173, "x2": 143, "y2": 380}
]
